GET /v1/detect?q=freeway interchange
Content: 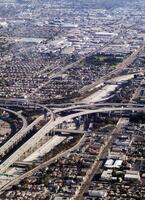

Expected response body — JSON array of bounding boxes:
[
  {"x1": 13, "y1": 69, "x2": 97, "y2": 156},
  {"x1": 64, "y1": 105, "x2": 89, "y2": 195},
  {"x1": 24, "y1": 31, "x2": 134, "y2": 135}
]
[
  {"x1": 1, "y1": 1, "x2": 145, "y2": 199},
  {"x1": 0, "y1": 99, "x2": 145, "y2": 191},
  {"x1": 0, "y1": 45, "x2": 145, "y2": 196}
]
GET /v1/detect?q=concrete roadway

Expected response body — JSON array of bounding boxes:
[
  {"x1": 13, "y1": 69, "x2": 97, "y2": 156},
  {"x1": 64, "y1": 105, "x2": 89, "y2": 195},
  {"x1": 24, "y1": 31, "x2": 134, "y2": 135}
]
[
  {"x1": 0, "y1": 105, "x2": 145, "y2": 174},
  {"x1": 0, "y1": 129, "x2": 86, "y2": 192},
  {"x1": 0, "y1": 103, "x2": 54, "y2": 157},
  {"x1": 80, "y1": 45, "x2": 144, "y2": 94},
  {"x1": 0, "y1": 107, "x2": 27, "y2": 133},
  {"x1": 51, "y1": 102, "x2": 145, "y2": 114},
  {"x1": 0, "y1": 101, "x2": 144, "y2": 157},
  {"x1": 0, "y1": 115, "x2": 44, "y2": 156},
  {"x1": 54, "y1": 128, "x2": 85, "y2": 134}
]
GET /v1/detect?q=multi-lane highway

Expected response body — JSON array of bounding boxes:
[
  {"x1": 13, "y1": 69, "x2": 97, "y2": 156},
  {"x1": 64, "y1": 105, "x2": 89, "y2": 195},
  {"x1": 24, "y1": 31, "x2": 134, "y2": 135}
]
[
  {"x1": 0, "y1": 99, "x2": 144, "y2": 157},
  {"x1": 0, "y1": 102, "x2": 145, "y2": 192},
  {"x1": 0, "y1": 131, "x2": 86, "y2": 193},
  {"x1": 0, "y1": 102, "x2": 54, "y2": 157},
  {"x1": 0, "y1": 103, "x2": 145, "y2": 174},
  {"x1": 28, "y1": 35, "x2": 144, "y2": 100},
  {"x1": 80, "y1": 46, "x2": 144, "y2": 94},
  {"x1": 0, "y1": 91, "x2": 145, "y2": 194}
]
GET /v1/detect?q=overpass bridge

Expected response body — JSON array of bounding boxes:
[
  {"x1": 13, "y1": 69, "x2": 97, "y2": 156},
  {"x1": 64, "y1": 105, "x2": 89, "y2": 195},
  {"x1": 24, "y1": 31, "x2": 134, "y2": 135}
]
[
  {"x1": 0, "y1": 104, "x2": 145, "y2": 174},
  {"x1": 0, "y1": 101, "x2": 54, "y2": 157},
  {"x1": 0, "y1": 100, "x2": 144, "y2": 157},
  {"x1": 54, "y1": 128, "x2": 85, "y2": 134},
  {"x1": 0, "y1": 107, "x2": 27, "y2": 130}
]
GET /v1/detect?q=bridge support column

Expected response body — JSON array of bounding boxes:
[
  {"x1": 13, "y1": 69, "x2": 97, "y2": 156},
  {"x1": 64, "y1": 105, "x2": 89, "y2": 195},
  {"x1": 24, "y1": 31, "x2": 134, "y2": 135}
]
[
  {"x1": 57, "y1": 123, "x2": 62, "y2": 129},
  {"x1": 49, "y1": 129, "x2": 55, "y2": 136}
]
